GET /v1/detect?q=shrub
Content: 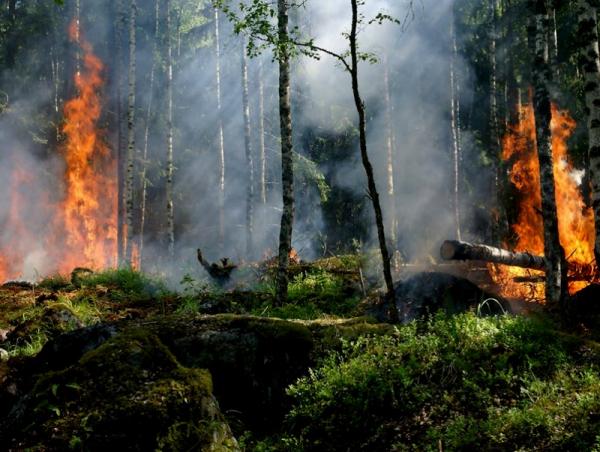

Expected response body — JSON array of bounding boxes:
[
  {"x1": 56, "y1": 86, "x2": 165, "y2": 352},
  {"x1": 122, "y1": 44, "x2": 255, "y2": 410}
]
[{"x1": 286, "y1": 313, "x2": 600, "y2": 451}]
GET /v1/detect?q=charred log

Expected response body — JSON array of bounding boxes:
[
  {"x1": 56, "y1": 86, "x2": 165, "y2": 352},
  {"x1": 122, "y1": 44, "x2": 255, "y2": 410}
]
[
  {"x1": 441, "y1": 240, "x2": 546, "y2": 270},
  {"x1": 197, "y1": 249, "x2": 238, "y2": 284},
  {"x1": 441, "y1": 240, "x2": 597, "y2": 281}
]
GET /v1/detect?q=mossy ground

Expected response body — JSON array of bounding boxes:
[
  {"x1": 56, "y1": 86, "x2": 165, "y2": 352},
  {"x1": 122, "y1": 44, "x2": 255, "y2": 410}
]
[{"x1": 2, "y1": 259, "x2": 600, "y2": 450}]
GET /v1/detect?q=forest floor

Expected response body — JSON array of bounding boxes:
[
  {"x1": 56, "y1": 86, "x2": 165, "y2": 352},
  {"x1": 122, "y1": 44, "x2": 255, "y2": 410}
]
[{"x1": 1, "y1": 257, "x2": 600, "y2": 450}]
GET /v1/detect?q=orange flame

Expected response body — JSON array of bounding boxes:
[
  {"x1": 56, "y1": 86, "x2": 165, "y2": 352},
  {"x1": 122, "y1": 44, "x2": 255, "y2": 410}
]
[
  {"x1": 52, "y1": 22, "x2": 118, "y2": 272},
  {"x1": 491, "y1": 103, "x2": 597, "y2": 300},
  {"x1": 0, "y1": 21, "x2": 118, "y2": 282}
]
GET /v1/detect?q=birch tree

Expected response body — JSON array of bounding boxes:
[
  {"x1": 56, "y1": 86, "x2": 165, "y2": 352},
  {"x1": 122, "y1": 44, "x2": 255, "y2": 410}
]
[
  {"x1": 241, "y1": 35, "x2": 255, "y2": 257},
  {"x1": 214, "y1": 7, "x2": 226, "y2": 249},
  {"x1": 529, "y1": 0, "x2": 566, "y2": 306},
  {"x1": 577, "y1": 0, "x2": 600, "y2": 269},
  {"x1": 450, "y1": 16, "x2": 462, "y2": 241},
  {"x1": 166, "y1": 0, "x2": 175, "y2": 258},
  {"x1": 383, "y1": 55, "x2": 398, "y2": 258},
  {"x1": 124, "y1": 0, "x2": 137, "y2": 265},
  {"x1": 138, "y1": 0, "x2": 159, "y2": 265},
  {"x1": 214, "y1": 0, "x2": 296, "y2": 304},
  {"x1": 258, "y1": 58, "x2": 267, "y2": 205}
]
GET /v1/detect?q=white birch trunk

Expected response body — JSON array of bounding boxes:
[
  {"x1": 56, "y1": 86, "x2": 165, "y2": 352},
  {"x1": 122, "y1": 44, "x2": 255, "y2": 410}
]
[{"x1": 166, "y1": 0, "x2": 175, "y2": 258}]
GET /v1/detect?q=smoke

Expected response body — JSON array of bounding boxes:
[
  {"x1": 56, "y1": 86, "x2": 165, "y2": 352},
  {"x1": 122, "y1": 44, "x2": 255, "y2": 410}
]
[{"x1": 0, "y1": 0, "x2": 477, "y2": 284}]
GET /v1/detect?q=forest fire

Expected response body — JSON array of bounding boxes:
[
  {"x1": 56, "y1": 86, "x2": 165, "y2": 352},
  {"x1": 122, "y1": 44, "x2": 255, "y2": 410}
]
[
  {"x1": 0, "y1": 22, "x2": 116, "y2": 281},
  {"x1": 54, "y1": 21, "x2": 118, "y2": 272},
  {"x1": 490, "y1": 103, "x2": 597, "y2": 300}
]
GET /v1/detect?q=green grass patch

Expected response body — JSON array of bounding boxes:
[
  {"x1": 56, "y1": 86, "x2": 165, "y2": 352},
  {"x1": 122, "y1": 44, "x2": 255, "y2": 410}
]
[{"x1": 79, "y1": 268, "x2": 169, "y2": 301}]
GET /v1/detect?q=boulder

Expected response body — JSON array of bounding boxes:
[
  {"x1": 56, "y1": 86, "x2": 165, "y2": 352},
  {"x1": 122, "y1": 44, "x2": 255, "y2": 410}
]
[{"x1": 0, "y1": 329, "x2": 239, "y2": 451}]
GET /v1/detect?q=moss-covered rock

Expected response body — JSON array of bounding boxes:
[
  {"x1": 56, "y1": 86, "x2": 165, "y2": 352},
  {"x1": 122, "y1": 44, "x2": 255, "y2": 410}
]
[
  {"x1": 0, "y1": 313, "x2": 394, "y2": 448},
  {"x1": 0, "y1": 329, "x2": 238, "y2": 451}
]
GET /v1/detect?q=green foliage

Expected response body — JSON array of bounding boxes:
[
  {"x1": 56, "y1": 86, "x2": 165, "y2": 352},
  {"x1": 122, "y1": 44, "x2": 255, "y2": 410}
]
[
  {"x1": 294, "y1": 152, "x2": 331, "y2": 203},
  {"x1": 78, "y1": 268, "x2": 168, "y2": 301},
  {"x1": 286, "y1": 314, "x2": 600, "y2": 451}
]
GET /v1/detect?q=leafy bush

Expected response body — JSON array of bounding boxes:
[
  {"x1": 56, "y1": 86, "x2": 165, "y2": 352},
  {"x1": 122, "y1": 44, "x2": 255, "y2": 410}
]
[{"x1": 286, "y1": 313, "x2": 600, "y2": 451}]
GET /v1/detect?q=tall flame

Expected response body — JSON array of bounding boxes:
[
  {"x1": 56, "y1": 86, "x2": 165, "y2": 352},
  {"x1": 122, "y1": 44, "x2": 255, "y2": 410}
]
[
  {"x1": 0, "y1": 20, "x2": 117, "y2": 282},
  {"x1": 53, "y1": 22, "x2": 118, "y2": 271},
  {"x1": 491, "y1": 103, "x2": 597, "y2": 299}
]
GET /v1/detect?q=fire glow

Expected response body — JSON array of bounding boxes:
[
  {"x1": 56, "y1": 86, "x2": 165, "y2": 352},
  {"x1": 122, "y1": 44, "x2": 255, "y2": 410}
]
[
  {"x1": 490, "y1": 103, "x2": 598, "y2": 300},
  {"x1": 0, "y1": 22, "x2": 117, "y2": 281}
]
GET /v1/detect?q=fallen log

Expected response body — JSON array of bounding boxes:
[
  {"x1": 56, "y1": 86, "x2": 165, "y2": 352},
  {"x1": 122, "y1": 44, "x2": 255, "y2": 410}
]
[
  {"x1": 440, "y1": 240, "x2": 546, "y2": 270},
  {"x1": 441, "y1": 240, "x2": 597, "y2": 280}
]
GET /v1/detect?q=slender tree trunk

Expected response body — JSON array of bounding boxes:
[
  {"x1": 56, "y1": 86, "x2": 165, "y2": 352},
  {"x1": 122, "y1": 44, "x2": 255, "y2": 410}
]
[
  {"x1": 124, "y1": 0, "x2": 137, "y2": 265},
  {"x1": 115, "y1": 0, "x2": 126, "y2": 264},
  {"x1": 450, "y1": 18, "x2": 462, "y2": 241},
  {"x1": 349, "y1": 0, "x2": 396, "y2": 319},
  {"x1": 214, "y1": 7, "x2": 226, "y2": 250},
  {"x1": 276, "y1": 0, "x2": 295, "y2": 304},
  {"x1": 529, "y1": 0, "x2": 566, "y2": 307},
  {"x1": 139, "y1": 0, "x2": 159, "y2": 266},
  {"x1": 166, "y1": 0, "x2": 175, "y2": 258},
  {"x1": 383, "y1": 56, "x2": 398, "y2": 260},
  {"x1": 577, "y1": 0, "x2": 600, "y2": 268},
  {"x1": 548, "y1": 2, "x2": 559, "y2": 76},
  {"x1": 490, "y1": 0, "x2": 503, "y2": 243},
  {"x1": 241, "y1": 36, "x2": 255, "y2": 258},
  {"x1": 258, "y1": 59, "x2": 267, "y2": 205}
]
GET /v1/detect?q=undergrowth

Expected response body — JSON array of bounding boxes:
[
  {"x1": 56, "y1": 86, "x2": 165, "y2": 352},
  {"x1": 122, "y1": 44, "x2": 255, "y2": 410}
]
[{"x1": 284, "y1": 313, "x2": 600, "y2": 451}]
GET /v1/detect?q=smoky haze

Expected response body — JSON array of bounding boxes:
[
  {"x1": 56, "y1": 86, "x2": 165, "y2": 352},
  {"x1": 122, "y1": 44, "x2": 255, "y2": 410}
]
[{"x1": 0, "y1": 0, "x2": 476, "y2": 285}]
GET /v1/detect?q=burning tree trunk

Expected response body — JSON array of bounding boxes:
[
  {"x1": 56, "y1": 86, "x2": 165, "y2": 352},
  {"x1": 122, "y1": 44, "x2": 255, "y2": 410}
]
[
  {"x1": 276, "y1": 0, "x2": 295, "y2": 305},
  {"x1": 441, "y1": 240, "x2": 546, "y2": 270},
  {"x1": 139, "y1": 0, "x2": 159, "y2": 266},
  {"x1": 214, "y1": 7, "x2": 226, "y2": 250},
  {"x1": 124, "y1": 0, "x2": 137, "y2": 265},
  {"x1": 165, "y1": 0, "x2": 175, "y2": 258},
  {"x1": 529, "y1": 0, "x2": 567, "y2": 306},
  {"x1": 577, "y1": 0, "x2": 600, "y2": 269},
  {"x1": 241, "y1": 36, "x2": 255, "y2": 258}
]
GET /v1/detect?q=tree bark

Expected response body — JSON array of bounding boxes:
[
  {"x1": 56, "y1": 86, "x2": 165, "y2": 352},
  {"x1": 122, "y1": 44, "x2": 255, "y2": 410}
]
[
  {"x1": 548, "y1": 2, "x2": 559, "y2": 76},
  {"x1": 138, "y1": 0, "x2": 159, "y2": 267},
  {"x1": 450, "y1": 17, "x2": 462, "y2": 241},
  {"x1": 214, "y1": 7, "x2": 226, "y2": 250},
  {"x1": 258, "y1": 59, "x2": 267, "y2": 205},
  {"x1": 441, "y1": 240, "x2": 546, "y2": 270},
  {"x1": 577, "y1": 0, "x2": 600, "y2": 269},
  {"x1": 241, "y1": 36, "x2": 255, "y2": 258},
  {"x1": 383, "y1": 55, "x2": 397, "y2": 252},
  {"x1": 124, "y1": 0, "x2": 137, "y2": 265},
  {"x1": 490, "y1": 0, "x2": 502, "y2": 243},
  {"x1": 349, "y1": 0, "x2": 396, "y2": 319},
  {"x1": 529, "y1": 0, "x2": 566, "y2": 306},
  {"x1": 276, "y1": 0, "x2": 295, "y2": 304},
  {"x1": 166, "y1": 0, "x2": 175, "y2": 259},
  {"x1": 115, "y1": 0, "x2": 127, "y2": 264}
]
